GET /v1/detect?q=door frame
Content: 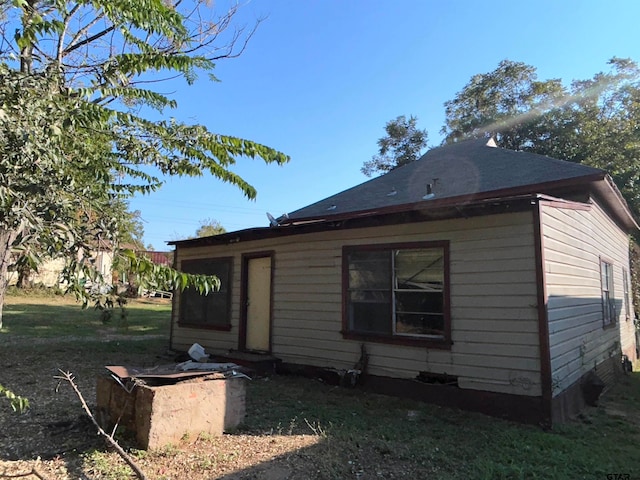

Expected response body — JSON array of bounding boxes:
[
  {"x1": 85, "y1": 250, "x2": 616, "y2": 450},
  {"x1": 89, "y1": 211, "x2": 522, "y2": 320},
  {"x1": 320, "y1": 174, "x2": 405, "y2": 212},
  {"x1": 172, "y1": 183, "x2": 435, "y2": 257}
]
[{"x1": 238, "y1": 251, "x2": 275, "y2": 352}]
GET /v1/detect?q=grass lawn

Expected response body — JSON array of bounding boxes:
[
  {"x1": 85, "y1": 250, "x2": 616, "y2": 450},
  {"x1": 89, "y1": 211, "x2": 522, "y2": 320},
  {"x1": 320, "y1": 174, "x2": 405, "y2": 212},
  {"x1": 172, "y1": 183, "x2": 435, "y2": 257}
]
[
  {"x1": 1, "y1": 291, "x2": 639, "y2": 479},
  {"x1": 1, "y1": 288, "x2": 171, "y2": 337}
]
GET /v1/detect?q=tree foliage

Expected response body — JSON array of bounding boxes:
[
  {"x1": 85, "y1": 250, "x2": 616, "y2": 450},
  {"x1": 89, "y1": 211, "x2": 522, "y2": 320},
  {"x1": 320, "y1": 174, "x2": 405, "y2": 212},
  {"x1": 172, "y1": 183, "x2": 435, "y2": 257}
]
[
  {"x1": 111, "y1": 201, "x2": 145, "y2": 250},
  {"x1": 0, "y1": 0, "x2": 289, "y2": 327},
  {"x1": 441, "y1": 60, "x2": 566, "y2": 151},
  {"x1": 194, "y1": 218, "x2": 226, "y2": 238},
  {"x1": 362, "y1": 115, "x2": 428, "y2": 177},
  {"x1": 441, "y1": 57, "x2": 640, "y2": 217}
]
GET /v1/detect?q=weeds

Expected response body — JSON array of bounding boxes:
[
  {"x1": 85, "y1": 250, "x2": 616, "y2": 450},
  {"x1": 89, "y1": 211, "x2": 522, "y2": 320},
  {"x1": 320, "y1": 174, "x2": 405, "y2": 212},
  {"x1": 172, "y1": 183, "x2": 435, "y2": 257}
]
[
  {"x1": 85, "y1": 450, "x2": 132, "y2": 480},
  {"x1": 0, "y1": 384, "x2": 29, "y2": 413},
  {"x1": 304, "y1": 417, "x2": 328, "y2": 437}
]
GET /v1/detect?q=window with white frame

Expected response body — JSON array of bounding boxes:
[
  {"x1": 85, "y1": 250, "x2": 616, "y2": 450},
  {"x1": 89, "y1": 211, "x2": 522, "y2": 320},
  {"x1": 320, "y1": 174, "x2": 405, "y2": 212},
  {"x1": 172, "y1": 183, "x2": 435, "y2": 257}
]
[
  {"x1": 623, "y1": 267, "x2": 630, "y2": 321},
  {"x1": 600, "y1": 259, "x2": 615, "y2": 327}
]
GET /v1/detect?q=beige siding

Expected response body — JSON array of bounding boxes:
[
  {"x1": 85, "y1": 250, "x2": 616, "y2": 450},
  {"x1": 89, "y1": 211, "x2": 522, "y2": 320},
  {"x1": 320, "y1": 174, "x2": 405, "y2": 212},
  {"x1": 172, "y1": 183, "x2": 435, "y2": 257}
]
[
  {"x1": 542, "y1": 198, "x2": 636, "y2": 397},
  {"x1": 173, "y1": 211, "x2": 542, "y2": 397},
  {"x1": 6, "y1": 250, "x2": 113, "y2": 288},
  {"x1": 6, "y1": 257, "x2": 67, "y2": 287}
]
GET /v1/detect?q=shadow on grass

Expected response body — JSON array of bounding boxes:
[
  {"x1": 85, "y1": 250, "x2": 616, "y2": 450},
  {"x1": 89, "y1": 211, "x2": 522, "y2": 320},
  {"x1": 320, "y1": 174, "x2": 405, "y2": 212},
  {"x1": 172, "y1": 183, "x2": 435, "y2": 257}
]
[
  {"x1": 2, "y1": 295, "x2": 639, "y2": 480},
  {"x1": 84, "y1": 372, "x2": 640, "y2": 480},
  {"x1": 214, "y1": 374, "x2": 640, "y2": 479}
]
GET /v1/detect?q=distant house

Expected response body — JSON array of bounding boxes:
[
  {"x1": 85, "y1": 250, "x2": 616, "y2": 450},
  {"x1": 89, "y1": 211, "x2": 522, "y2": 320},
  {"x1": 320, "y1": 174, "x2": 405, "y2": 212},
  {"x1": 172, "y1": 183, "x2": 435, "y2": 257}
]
[
  {"x1": 169, "y1": 138, "x2": 638, "y2": 426},
  {"x1": 7, "y1": 241, "x2": 114, "y2": 289},
  {"x1": 8, "y1": 245, "x2": 172, "y2": 293},
  {"x1": 140, "y1": 250, "x2": 173, "y2": 267}
]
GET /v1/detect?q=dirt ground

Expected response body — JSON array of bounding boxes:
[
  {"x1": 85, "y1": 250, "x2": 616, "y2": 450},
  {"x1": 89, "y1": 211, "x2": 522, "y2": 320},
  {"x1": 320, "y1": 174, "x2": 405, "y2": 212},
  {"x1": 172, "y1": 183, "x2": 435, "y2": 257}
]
[
  {"x1": 2, "y1": 300, "x2": 640, "y2": 479},
  {"x1": 0, "y1": 331, "x2": 337, "y2": 480}
]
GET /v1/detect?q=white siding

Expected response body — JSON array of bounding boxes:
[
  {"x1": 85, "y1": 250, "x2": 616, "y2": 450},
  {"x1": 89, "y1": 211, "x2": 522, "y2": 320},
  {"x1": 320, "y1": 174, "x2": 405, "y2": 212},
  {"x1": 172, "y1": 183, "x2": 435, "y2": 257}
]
[
  {"x1": 542, "y1": 198, "x2": 636, "y2": 397},
  {"x1": 173, "y1": 211, "x2": 541, "y2": 396},
  {"x1": 6, "y1": 257, "x2": 66, "y2": 287}
]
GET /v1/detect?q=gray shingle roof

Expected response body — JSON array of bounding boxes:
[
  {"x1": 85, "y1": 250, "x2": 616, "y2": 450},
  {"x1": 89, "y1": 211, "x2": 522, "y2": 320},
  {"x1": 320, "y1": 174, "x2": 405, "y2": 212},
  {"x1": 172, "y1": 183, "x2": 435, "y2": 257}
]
[{"x1": 284, "y1": 138, "x2": 605, "y2": 222}]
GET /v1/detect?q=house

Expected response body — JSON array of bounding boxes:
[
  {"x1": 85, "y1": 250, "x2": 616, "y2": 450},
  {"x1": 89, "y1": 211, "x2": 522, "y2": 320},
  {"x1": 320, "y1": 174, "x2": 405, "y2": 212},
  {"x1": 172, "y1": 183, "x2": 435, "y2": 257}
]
[
  {"x1": 169, "y1": 138, "x2": 639, "y2": 426},
  {"x1": 7, "y1": 245, "x2": 172, "y2": 293},
  {"x1": 7, "y1": 241, "x2": 114, "y2": 289}
]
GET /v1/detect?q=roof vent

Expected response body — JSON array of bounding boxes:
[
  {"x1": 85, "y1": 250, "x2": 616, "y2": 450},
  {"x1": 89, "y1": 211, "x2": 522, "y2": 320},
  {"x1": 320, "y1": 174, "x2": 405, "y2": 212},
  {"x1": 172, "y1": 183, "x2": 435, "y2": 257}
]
[
  {"x1": 422, "y1": 183, "x2": 435, "y2": 200},
  {"x1": 327, "y1": 204, "x2": 337, "y2": 211},
  {"x1": 387, "y1": 187, "x2": 397, "y2": 197}
]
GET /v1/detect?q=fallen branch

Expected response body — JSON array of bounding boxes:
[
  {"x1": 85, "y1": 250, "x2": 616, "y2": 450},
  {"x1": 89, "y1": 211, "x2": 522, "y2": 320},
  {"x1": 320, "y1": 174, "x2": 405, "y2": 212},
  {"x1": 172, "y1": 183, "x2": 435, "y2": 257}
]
[
  {"x1": 54, "y1": 370, "x2": 147, "y2": 480},
  {"x1": 0, "y1": 468, "x2": 46, "y2": 479},
  {"x1": 0, "y1": 458, "x2": 49, "y2": 479}
]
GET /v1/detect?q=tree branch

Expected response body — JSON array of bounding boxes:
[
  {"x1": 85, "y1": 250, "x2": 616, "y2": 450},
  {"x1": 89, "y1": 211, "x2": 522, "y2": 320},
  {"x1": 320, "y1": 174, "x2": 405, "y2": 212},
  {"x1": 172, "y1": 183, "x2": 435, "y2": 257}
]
[
  {"x1": 0, "y1": 460, "x2": 49, "y2": 479},
  {"x1": 54, "y1": 370, "x2": 148, "y2": 480},
  {"x1": 57, "y1": 3, "x2": 81, "y2": 65},
  {"x1": 64, "y1": 24, "x2": 116, "y2": 56}
]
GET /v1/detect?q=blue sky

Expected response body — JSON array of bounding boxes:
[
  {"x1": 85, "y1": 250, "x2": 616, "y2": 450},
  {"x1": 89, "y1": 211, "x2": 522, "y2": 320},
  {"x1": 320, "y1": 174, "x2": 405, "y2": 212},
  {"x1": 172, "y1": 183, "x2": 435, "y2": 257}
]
[{"x1": 129, "y1": 0, "x2": 640, "y2": 249}]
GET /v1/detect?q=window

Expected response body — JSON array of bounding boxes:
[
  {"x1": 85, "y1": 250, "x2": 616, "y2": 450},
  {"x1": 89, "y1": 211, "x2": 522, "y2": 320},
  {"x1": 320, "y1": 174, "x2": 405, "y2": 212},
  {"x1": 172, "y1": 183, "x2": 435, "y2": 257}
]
[
  {"x1": 600, "y1": 259, "x2": 615, "y2": 327},
  {"x1": 343, "y1": 242, "x2": 450, "y2": 346},
  {"x1": 623, "y1": 268, "x2": 631, "y2": 321},
  {"x1": 179, "y1": 257, "x2": 232, "y2": 329}
]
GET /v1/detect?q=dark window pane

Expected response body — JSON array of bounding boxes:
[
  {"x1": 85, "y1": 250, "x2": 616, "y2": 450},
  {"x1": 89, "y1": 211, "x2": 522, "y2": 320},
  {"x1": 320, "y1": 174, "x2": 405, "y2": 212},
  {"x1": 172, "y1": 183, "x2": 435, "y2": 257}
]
[
  {"x1": 180, "y1": 258, "x2": 231, "y2": 327},
  {"x1": 349, "y1": 290, "x2": 391, "y2": 334},
  {"x1": 396, "y1": 313, "x2": 444, "y2": 336},
  {"x1": 348, "y1": 250, "x2": 390, "y2": 289},
  {"x1": 395, "y1": 291, "x2": 443, "y2": 315},
  {"x1": 182, "y1": 289, "x2": 206, "y2": 322},
  {"x1": 600, "y1": 260, "x2": 615, "y2": 327},
  {"x1": 347, "y1": 249, "x2": 391, "y2": 334}
]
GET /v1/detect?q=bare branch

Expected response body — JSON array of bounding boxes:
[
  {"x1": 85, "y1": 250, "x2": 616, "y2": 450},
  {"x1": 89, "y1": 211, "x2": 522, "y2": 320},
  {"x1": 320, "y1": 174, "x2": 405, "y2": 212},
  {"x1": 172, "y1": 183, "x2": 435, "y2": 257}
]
[
  {"x1": 173, "y1": 1, "x2": 265, "y2": 61},
  {"x1": 211, "y1": 18, "x2": 262, "y2": 61},
  {"x1": 64, "y1": 24, "x2": 115, "y2": 56},
  {"x1": 55, "y1": 370, "x2": 148, "y2": 480},
  {"x1": 0, "y1": 463, "x2": 50, "y2": 479},
  {"x1": 62, "y1": 10, "x2": 109, "y2": 56},
  {"x1": 57, "y1": 3, "x2": 81, "y2": 64}
]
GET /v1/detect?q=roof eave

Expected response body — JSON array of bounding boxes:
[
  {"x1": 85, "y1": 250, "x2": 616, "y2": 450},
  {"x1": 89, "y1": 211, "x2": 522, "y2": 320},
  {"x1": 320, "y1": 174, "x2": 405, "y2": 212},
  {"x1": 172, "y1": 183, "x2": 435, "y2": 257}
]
[
  {"x1": 169, "y1": 194, "x2": 542, "y2": 248},
  {"x1": 590, "y1": 175, "x2": 640, "y2": 232}
]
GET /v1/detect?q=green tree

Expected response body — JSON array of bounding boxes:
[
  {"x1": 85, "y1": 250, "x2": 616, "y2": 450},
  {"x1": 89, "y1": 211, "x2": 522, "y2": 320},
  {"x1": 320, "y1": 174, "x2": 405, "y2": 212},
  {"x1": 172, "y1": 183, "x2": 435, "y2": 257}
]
[
  {"x1": 0, "y1": 1, "x2": 289, "y2": 327},
  {"x1": 116, "y1": 203, "x2": 146, "y2": 250},
  {"x1": 441, "y1": 58, "x2": 640, "y2": 216},
  {"x1": 195, "y1": 218, "x2": 226, "y2": 238},
  {"x1": 361, "y1": 115, "x2": 428, "y2": 177},
  {"x1": 441, "y1": 59, "x2": 566, "y2": 151}
]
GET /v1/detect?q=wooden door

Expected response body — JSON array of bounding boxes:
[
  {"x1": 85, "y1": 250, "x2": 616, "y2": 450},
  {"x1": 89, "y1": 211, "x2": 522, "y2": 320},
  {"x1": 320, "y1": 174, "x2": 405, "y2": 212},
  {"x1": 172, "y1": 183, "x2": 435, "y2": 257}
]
[{"x1": 244, "y1": 255, "x2": 272, "y2": 351}]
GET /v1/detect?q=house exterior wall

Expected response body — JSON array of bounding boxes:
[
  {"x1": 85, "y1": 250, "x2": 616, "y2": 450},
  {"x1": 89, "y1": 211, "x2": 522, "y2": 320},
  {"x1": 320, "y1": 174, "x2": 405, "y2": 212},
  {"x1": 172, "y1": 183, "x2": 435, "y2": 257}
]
[
  {"x1": 7, "y1": 249, "x2": 114, "y2": 288},
  {"x1": 93, "y1": 250, "x2": 114, "y2": 285},
  {"x1": 541, "y1": 197, "x2": 636, "y2": 398},
  {"x1": 6, "y1": 257, "x2": 67, "y2": 287},
  {"x1": 173, "y1": 210, "x2": 542, "y2": 398}
]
